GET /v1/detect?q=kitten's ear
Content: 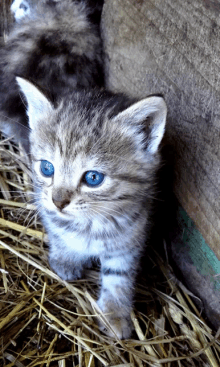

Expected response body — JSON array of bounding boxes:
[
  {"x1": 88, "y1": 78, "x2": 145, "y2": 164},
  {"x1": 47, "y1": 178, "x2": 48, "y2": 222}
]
[
  {"x1": 113, "y1": 96, "x2": 167, "y2": 154},
  {"x1": 16, "y1": 77, "x2": 53, "y2": 129}
]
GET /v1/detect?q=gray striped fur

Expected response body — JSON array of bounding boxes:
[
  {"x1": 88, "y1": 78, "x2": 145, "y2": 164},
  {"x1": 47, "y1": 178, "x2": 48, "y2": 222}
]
[{"x1": 17, "y1": 78, "x2": 167, "y2": 339}]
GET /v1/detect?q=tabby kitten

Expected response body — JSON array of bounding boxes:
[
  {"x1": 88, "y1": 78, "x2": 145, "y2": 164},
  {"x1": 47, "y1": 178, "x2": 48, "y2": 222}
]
[
  {"x1": 17, "y1": 76, "x2": 167, "y2": 338},
  {"x1": 2, "y1": 0, "x2": 167, "y2": 339}
]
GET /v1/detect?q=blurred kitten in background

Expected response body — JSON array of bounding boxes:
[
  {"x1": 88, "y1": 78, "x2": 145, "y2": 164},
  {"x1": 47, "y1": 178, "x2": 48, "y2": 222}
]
[{"x1": 0, "y1": 0, "x2": 104, "y2": 150}]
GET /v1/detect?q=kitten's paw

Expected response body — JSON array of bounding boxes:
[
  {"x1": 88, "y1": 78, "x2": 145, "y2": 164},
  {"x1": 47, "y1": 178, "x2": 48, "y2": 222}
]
[
  {"x1": 96, "y1": 302, "x2": 133, "y2": 339},
  {"x1": 49, "y1": 258, "x2": 82, "y2": 281},
  {"x1": 98, "y1": 314, "x2": 133, "y2": 339},
  {"x1": 11, "y1": 0, "x2": 30, "y2": 21},
  {"x1": 56, "y1": 267, "x2": 82, "y2": 281}
]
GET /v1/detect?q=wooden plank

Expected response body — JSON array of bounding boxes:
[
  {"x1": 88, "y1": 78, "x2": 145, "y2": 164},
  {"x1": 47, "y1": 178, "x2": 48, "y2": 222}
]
[
  {"x1": 102, "y1": 0, "x2": 220, "y2": 258},
  {"x1": 0, "y1": 0, "x2": 13, "y2": 43},
  {"x1": 170, "y1": 205, "x2": 220, "y2": 327}
]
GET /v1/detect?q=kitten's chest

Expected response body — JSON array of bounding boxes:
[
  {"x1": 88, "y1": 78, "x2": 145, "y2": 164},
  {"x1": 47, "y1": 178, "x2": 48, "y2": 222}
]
[
  {"x1": 42, "y1": 210, "x2": 140, "y2": 256},
  {"x1": 45, "y1": 217, "x2": 106, "y2": 256},
  {"x1": 61, "y1": 230, "x2": 105, "y2": 256}
]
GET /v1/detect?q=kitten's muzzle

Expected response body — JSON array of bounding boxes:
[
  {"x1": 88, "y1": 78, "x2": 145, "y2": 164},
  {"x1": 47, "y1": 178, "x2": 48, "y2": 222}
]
[
  {"x1": 52, "y1": 189, "x2": 72, "y2": 211},
  {"x1": 52, "y1": 198, "x2": 71, "y2": 211}
]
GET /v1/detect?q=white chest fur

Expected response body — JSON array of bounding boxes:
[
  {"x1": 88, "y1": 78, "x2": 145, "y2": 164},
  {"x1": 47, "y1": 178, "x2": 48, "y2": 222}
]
[
  {"x1": 45, "y1": 216, "x2": 106, "y2": 257},
  {"x1": 61, "y1": 230, "x2": 105, "y2": 256}
]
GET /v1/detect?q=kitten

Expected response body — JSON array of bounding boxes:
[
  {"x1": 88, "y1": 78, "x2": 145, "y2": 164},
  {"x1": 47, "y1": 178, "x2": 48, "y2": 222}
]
[
  {"x1": 0, "y1": 0, "x2": 104, "y2": 151},
  {"x1": 1, "y1": 0, "x2": 167, "y2": 338},
  {"x1": 17, "y1": 77, "x2": 167, "y2": 338}
]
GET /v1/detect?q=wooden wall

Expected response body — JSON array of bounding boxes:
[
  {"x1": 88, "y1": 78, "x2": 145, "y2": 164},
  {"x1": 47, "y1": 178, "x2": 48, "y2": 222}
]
[{"x1": 102, "y1": 0, "x2": 220, "y2": 259}]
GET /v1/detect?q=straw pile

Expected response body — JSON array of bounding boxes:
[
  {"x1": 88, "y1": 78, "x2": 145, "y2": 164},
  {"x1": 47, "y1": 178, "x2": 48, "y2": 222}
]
[{"x1": 0, "y1": 137, "x2": 220, "y2": 366}]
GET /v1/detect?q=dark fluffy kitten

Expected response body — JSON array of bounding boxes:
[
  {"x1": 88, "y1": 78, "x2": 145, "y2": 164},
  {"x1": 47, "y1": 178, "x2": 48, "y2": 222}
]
[{"x1": 0, "y1": 0, "x2": 104, "y2": 150}]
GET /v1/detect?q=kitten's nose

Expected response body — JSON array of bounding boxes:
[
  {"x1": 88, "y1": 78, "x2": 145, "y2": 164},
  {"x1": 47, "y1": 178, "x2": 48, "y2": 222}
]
[
  {"x1": 52, "y1": 198, "x2": 70, "y2": 211},
  {"x1": 52, "y1": 189, "x2": 72, "y2": 211}
]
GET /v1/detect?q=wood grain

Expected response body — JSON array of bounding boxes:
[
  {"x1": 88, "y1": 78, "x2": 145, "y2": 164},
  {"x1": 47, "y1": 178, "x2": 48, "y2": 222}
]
[
  {"x1": 0, "y1": 0, "x2": 13, "y2": 43},
  {"x1": 102, "y1": 0, "x2": 220, "y2": 258}
]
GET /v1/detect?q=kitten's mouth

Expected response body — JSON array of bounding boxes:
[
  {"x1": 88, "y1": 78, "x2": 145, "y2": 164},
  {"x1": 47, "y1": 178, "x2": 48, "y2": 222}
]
[
  {"x1": 43, "y1": 201, "x2": 72, "y2": 217},
  {"x1": 56, "y1": 208, "x2": 72, "y2": 217}
]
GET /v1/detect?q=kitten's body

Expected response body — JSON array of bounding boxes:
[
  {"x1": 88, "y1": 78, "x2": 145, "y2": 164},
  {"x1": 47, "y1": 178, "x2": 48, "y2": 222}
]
[{"x1": 1, "y1": 0, "x2": 167, "y2": 338}]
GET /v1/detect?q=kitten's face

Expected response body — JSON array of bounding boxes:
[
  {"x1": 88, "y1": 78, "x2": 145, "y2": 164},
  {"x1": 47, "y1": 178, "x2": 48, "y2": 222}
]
[
  {"x1": 16, "y1": 77, "x2": 167, "y2": 228},
  {"x1": 30, "y1": 99, "x2": 154, "y2": 224}
]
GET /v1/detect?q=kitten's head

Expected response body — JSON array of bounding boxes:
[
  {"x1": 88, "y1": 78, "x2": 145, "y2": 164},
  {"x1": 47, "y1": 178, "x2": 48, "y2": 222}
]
[{"x1": 17, "y1": 77, "x2": 167, "y2": 232}]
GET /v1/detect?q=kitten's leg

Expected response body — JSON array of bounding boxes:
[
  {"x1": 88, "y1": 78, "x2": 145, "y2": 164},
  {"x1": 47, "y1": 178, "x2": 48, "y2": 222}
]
[
  {"x1": 48, "y1": 239, "x2": 91, "y2": 281},
  {"x1": 11, "y1": 0, "x2": 30, "y2": 21},
  {"x1": 98, "y1": 251, "x2": 138, "y2": 339}
]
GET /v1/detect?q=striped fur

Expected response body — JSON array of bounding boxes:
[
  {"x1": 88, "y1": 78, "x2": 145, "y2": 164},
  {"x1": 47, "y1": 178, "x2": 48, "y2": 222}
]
[
  {"x1": 4, "y1": 0, "x2": 167, "y2": 339},
  {"x1": 17, "y1": 78, "x2": 167, "y2": 339}
]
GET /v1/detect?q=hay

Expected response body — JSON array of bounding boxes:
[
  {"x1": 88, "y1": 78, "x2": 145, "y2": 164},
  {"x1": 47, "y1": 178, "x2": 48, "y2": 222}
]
[{"x1": 0, "y1": 139, "x2": 220, "y2": 367}]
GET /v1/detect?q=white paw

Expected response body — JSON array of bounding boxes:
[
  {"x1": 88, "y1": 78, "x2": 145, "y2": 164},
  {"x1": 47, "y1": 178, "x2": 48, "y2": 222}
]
[
  {"x1": 98, "y1": 315, "x2": 133, "y2": 339},
  {"x1": 96, "y1": 300, "x2": 133, "y2": 339},
  {"x1": 11, "y1": 0, "x2": 30, "y2": 21}
]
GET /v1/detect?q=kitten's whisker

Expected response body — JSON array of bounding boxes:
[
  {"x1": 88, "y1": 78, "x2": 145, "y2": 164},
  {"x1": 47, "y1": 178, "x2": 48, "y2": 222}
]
[
  {"x1": 18, "y1": 91, "x2": 28, "y2": 110},
  {"x1": 0, "y1": 154, "x2": 31, "y2": 169},
  {"x1": 89, "y1": 208, "x2": 113, "y2": 227},
  {"x1": 93, "y1": 210, "x2": 124, "y2": 236},
  {"x1": 14, "y1": 195, "x2": 41, "y2": 219},
  {"x1": 91, "y1": 204, "x2": 123, "y2": 216},
  {"x1": 21, "y1": 183, "x2": 35, "y2": 188},
  {"x1": 0, "y1": 190, "x2": 30, "y2": 194},
  {"x1": 16, "y1": 204, "x2": 36, "y2": 221},
  {"x1": 0, "y1": 195, "x2": 25, "y2": 203},
  {"x1": 0, "y1": 113, "x2": 31, "y2": 132},
  {"x1": 25, "y1": 210, "x2": 39, "y2": 227},
  {"x1": 16, "y1": 208, "x2": 30, "y2": 221},
  {"x1": 22, "y1": 209, "x2": 35, "y2": 224},
  {"x1": 88, "y1": 201, "x2": 125, "y2": 215},
  {"x1": 24, "y1": 203, "x2": 42, "y2": 224},
  {"x1": 15, "y1": 195, "x2": 38, "y2": 206},
  {"x1": 90, "y1": 208, "x2": 122, "y2": 239},
  {"x1": 7, "y1": 190, "x2": 34, "y2": 197},
  {"x1": 90, "y1": 208, "x2": 120, "y2": 238},
  {"x1": 0, "y1": 195, "x2": 34, "y2": 210}
]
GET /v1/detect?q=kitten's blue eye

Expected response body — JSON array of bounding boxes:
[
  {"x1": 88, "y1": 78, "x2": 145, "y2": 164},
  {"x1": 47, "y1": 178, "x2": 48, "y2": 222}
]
[
  {"x1": 84, "y1": 171, "x2": 104, "y2": 187},
  {"x1": 40, "y1": 160, "x2": 54, "y2": 177}
]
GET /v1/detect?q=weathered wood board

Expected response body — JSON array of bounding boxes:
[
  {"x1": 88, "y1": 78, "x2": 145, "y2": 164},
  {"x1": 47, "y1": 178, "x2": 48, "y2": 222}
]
[
  {"x1": 102, "y1": 0, "x2": 220, "y2": 259},
  {"x1": 0, "y1": 0, "x2": 12, "y2": 43}
]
